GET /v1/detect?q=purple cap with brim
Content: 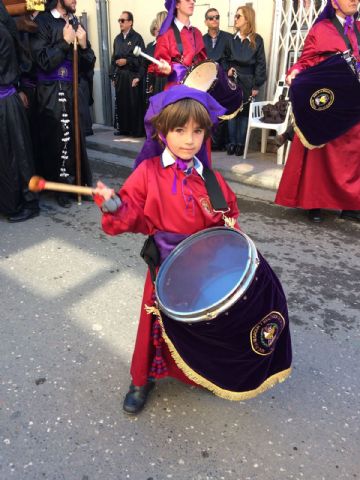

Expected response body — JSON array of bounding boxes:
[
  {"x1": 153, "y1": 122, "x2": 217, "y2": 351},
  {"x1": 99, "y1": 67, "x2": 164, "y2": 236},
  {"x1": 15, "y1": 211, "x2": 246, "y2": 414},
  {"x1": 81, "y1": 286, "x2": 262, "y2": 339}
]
[{"x1": 134, "y1": 85, "x2": 227, "y2": 169}]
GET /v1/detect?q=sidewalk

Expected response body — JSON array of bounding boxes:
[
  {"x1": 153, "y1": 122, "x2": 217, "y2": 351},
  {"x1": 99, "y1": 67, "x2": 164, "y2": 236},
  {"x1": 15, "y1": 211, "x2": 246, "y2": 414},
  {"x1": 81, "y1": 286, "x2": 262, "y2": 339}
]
[{"x1": 86, "y1": 124, "x2": 285, "y2": 203}]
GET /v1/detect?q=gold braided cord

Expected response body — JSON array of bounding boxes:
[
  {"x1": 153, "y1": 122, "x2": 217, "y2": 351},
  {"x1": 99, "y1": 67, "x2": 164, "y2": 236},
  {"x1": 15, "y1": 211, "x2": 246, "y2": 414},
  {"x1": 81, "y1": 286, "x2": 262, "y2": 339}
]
[
  {"x1": 158, "y1": 315, "x2": 292, "y2": 401},
  {"x1": 218, "y1": 105, "x2": 243, "y2": 121}
]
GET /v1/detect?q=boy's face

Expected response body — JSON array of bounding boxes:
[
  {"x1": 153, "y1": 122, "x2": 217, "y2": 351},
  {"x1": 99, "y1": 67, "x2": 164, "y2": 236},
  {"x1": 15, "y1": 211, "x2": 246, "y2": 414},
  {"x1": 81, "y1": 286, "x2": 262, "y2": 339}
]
[{"x1": 166, "y1": 119, "x2": 205, "y2": 161}]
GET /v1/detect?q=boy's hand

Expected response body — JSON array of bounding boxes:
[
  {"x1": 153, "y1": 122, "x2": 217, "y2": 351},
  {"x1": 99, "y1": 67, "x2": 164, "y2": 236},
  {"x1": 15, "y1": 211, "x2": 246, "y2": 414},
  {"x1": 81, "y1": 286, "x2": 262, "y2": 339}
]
[{"x1": 94, "y1": 180, "x2": 115, "y2": 202}]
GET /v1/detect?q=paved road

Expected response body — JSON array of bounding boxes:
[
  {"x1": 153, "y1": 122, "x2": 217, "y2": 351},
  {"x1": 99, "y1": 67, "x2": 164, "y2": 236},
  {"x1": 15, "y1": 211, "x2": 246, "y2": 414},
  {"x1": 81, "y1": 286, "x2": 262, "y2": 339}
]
[{"x1": 1, "y1": 166, "x2": 359, "y2": 480}]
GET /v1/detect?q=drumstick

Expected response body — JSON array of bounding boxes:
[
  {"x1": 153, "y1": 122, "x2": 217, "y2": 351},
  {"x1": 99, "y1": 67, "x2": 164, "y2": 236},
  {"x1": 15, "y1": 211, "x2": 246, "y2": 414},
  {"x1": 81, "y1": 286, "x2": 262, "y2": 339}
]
[
  {"x1": 29, "y1": 176, "x2": 94, "y2": 195},
  {"x1": 133, "y1": 46, "x2": 162, "y2": 67}
]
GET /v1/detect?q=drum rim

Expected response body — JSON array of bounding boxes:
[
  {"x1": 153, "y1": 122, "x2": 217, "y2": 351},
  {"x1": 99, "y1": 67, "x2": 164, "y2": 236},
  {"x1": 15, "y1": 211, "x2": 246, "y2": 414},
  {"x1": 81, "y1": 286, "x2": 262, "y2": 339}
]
[
  {"x1": 181, "y1": 59, "x2": 219, "y2": 93},
  {"x1": 155, "y1": 227, "x2": 259, "y2": 323}
]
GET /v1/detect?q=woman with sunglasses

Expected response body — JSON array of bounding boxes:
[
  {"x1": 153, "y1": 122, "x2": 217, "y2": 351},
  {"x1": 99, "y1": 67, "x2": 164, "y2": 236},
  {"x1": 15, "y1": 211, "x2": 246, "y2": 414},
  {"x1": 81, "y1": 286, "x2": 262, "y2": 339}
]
[{"x1": 226, "y1": 5, "x2": 266, "y2": 157}]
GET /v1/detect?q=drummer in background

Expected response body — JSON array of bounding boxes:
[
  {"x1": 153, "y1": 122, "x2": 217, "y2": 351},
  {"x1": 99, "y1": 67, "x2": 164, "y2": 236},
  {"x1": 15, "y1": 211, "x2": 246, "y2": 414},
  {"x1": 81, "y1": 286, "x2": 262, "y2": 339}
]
[
  {"x1": 149, "y1": 0, "x2": 207, "y2": 86},
  {"x1": 203, "y1": 8, "x2": 232, "y2": 151},
  {"x1": 226, "y1": 5, "x2": 266, "y2": 157},
  {"x1": 275, "y1": 0, "x2": 360, "y2": 223},
  {"x1": 93, "y1": 85, "x2": 292, "y2": 415}
]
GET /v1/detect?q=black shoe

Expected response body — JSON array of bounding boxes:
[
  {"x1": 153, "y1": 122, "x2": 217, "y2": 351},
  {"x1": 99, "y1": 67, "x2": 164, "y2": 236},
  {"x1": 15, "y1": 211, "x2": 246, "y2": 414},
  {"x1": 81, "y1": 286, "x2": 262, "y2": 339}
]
[
  {"x1": 113, "y1": 131, "x2": 122, "y2": 136},
  {"x1": 56, "y1": 194, "x2": 72, "y2": 208},
  {"x1": 235, "y1": 144, "x2": 244, "y2": 156},
  {"x1": 340, "y1": 210, "x2": 360, "y2": 222},
  {"x1": 8, "y1": 207, "x2": 40, "y2": 223},
  {"x1": 308, "y1": 208, "x2": 322, "y2": 223},
  {"x1": 123, "y1": 381, "x2": 155, "y2": 415},
  {"x1": 227, "y1": 144, "x2": 235, "y2": 155}
]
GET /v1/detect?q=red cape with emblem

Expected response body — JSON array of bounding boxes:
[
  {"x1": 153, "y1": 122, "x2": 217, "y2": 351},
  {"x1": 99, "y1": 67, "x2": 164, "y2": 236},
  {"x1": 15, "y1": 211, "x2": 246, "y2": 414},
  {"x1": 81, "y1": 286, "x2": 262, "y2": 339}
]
[{"x1": 275, "y1": 19, "x2": 360, "y2": 210}]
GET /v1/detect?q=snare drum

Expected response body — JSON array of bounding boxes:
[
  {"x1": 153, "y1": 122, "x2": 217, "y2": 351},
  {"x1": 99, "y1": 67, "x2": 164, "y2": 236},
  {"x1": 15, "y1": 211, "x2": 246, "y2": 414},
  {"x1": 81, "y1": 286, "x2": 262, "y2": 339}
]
[
  {"x1": 155, "y1": 227, "x2": 259, "y2": 323},
  {"x1": 290, "y1": 52, "x2": 360, "y2": 148},
  {"x1": 181, "y1": 60, "x2": 243, "y2": 119}
]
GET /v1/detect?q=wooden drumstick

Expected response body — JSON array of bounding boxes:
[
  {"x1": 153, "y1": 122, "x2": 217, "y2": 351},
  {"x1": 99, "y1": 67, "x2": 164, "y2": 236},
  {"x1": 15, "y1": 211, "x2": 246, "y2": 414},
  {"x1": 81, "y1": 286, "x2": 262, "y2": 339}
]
[
  {"x1": 29, "y1": 176, "x2": 94, "y2": 195},
  {"x1": 133, "y1": 46, "x2": 162, "y2": 67}
]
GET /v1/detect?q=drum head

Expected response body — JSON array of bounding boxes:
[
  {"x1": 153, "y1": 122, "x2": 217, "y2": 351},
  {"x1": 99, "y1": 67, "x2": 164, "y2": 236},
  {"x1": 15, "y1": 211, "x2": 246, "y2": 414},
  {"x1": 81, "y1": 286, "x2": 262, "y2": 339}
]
[
  {"x1": 182, "y1": 60, "x2": 218, "y2": 91},
  {"x1": 155, "y1": 227, "x2": 259, "y2": 323}
]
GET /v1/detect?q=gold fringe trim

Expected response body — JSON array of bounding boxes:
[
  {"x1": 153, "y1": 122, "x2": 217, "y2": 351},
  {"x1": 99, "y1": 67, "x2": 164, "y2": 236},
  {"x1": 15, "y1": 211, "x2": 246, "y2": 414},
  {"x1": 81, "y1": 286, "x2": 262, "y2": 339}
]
[
  {"x1": 291, "y1": 114, "x2": 325, "y2": 150},
  {"x1": 223, "y1": 215, "x2": 236, "y2": 229},
  {"x1": 218, "y1": 105, "x2": 243, "y2": 121},
  {"x1": 145, "y1": 304, "x2": 161, "y2": 317},
  {"x1": 158, "y1": 314, "x2": 292, "y2": 401}
]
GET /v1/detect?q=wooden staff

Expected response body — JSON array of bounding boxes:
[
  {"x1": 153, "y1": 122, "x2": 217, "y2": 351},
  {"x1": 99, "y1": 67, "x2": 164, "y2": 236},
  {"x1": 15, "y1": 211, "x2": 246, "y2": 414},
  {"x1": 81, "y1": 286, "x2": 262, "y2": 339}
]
[
  {"x1": 29, "y1": 176, "x2": 94, "y2": 195},
  {"x1": 73, "y1": 34, "x2": 82, "y2": 204}
]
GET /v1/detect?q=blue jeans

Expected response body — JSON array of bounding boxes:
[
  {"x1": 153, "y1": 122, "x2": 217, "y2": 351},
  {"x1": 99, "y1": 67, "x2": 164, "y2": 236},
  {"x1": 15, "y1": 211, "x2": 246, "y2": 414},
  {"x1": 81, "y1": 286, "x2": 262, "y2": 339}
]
[{"x1": 227, "y1": 115, "x2": 248, "y2": 146}]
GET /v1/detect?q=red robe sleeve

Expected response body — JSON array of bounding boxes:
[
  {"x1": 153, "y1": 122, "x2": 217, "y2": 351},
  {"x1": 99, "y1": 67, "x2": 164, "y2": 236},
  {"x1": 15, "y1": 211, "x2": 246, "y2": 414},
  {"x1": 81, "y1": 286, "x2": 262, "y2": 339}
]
[
  {"x1": 101, "y1": 161, "x2": 150, "y2": 236},
  {"x1": 287, "y1": 20, "x2": 360, "y2": 75}
]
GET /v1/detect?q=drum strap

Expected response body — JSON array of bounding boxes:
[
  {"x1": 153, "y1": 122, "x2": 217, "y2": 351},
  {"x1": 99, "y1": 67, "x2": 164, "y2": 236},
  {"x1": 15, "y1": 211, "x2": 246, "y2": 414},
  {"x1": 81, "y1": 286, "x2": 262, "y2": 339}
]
[
  {"x1": 330, "y1": 17, "x2": 360, "y2": 54},
  {"x1": 171, "y1": 23, "x2": 199, "y2": 65},
  {"x1": 203, "y1": 167, "x2": 229, "y2": 212}
]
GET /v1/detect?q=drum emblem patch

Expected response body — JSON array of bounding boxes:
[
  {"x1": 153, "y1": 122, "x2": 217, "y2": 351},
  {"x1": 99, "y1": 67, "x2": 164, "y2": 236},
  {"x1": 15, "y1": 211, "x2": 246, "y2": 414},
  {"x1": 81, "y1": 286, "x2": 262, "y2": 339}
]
[
  {"x1": 310, "y1": 88, "x2": 334, "y2": 111},
  {"x1": 200, "y1": 197, "x2": 213, "y2": 215},
  {"x1": 250, "y1": 311, "x2": 285, "y2": 356}
]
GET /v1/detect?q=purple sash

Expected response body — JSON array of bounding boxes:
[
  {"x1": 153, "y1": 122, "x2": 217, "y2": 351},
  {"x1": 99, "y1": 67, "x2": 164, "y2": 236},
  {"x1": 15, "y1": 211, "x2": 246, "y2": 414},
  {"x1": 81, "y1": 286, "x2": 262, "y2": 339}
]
[
  {"x1": 37, "y1": 60, "x2": 73, "y2": 83},
  {"x1": 154, "y1": 231, "x2": 188, "y2": 264},
  {"x1": 168, "y1": 63, "x2": 188, "y2": 84},
  {"x1": 0, "y1": 85, "x2": 16, "y2": 99}
]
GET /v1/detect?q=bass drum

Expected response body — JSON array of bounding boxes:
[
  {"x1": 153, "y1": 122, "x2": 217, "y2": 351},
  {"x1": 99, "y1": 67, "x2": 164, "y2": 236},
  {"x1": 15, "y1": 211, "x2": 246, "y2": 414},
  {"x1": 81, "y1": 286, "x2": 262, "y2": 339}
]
[
  {"x1": 155, "y1": 227, "x2": 259, "y2": 323},
  {"x1": 182, "y1": 59, "x2": 243, "y2": 120}
]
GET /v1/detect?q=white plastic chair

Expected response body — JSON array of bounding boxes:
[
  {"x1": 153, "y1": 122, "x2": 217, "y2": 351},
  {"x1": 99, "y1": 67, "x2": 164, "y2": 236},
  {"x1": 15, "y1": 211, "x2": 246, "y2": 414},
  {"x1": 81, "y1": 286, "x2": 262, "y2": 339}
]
[{"x1": 243, "y1": 81, "x2": 291, "y2": 165}]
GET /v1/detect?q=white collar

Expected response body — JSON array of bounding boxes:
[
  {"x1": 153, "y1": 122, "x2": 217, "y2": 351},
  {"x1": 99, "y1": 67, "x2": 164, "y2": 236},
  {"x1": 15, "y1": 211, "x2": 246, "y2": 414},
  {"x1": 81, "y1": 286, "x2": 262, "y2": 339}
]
[
  {"x1": 234, "y1": 31, "x2": 251, "y2": 42},
  {"x1": 122, "y1": 28, "x2": 131, "y2": 38},
  {"x1": 174, "y1": 17, "x2": 192, "y2": 32},
  {"x1": 161, "y1": 148, "x2": 204, "y2": 178},
  {"x1": 336, "y1": 14, "x2": 346, "y2": 26},
  {"x1": 51, "y1": 8, "x2": 74, "y2": 21}
]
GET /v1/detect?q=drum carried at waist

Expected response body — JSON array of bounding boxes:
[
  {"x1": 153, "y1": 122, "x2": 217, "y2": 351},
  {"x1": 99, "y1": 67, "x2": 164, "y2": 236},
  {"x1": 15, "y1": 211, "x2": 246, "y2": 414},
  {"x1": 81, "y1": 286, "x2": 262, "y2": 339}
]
[
  {"x1": 181, "y1": 60, "x2": 243, "y2": 120},
  {"x1": 155, "y1": 227, "x2": 259, "y2": 323},
  {"x1": 290, "y1": 51, "x2": 360, "y2": 149}
]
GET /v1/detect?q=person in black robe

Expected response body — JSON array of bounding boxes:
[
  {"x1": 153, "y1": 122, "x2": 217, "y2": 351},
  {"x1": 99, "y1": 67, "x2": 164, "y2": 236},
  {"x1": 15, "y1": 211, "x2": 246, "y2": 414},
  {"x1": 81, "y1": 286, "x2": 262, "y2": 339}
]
[
  {"x1": 202, "y1": 8, "x2": 232, "y2": 151},
  {"x1": 226, "y1": 6, "x2": 266, "y2": 157},
  {"x1": 31, "y1": 0, "x2": 95, "y2": 208},
  {"x1": 0, "y1": 0, "x2": 39, "y2": 223},
  {"x1": 110, "y1": 11, "x2": 145, "y2": 137}
]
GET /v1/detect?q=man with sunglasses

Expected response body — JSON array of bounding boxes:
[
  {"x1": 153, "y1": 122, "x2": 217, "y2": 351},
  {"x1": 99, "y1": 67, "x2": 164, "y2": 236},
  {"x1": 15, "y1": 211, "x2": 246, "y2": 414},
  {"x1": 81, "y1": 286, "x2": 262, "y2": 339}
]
[
  {"x1": 203, "y1": 8, "x2": 232, "y2": 151},
  {"x1": 110, "y1": 11, "x2": 145, "y2": 137}
]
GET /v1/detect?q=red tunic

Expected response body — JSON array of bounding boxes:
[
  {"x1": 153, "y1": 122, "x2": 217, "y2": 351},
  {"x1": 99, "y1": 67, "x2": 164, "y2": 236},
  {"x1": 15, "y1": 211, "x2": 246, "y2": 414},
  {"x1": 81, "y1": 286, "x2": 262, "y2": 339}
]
[
  {"x1": 275, "y1": 19, "x2": 360, "y2": 210},
  {"x1": 149, "y1": 25, "x2": 207, "y2": 78},
  {"x1": 102, "y1": 157, "x2": 239, "y2": 386}
]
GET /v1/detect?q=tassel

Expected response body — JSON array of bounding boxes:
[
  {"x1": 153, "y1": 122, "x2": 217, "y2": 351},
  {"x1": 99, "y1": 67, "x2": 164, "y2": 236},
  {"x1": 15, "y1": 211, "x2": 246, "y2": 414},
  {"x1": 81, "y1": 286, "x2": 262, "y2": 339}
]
[{"x1": 149, "y1": 317, "x2": 168, "y2": 379}]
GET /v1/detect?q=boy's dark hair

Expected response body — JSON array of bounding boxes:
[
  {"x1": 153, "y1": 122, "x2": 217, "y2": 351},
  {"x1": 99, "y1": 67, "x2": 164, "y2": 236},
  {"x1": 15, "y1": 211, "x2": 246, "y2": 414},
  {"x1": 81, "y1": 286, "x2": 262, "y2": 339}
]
[{"x1": 151, "y1": 99, "x2": 212, "y2": 139}]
